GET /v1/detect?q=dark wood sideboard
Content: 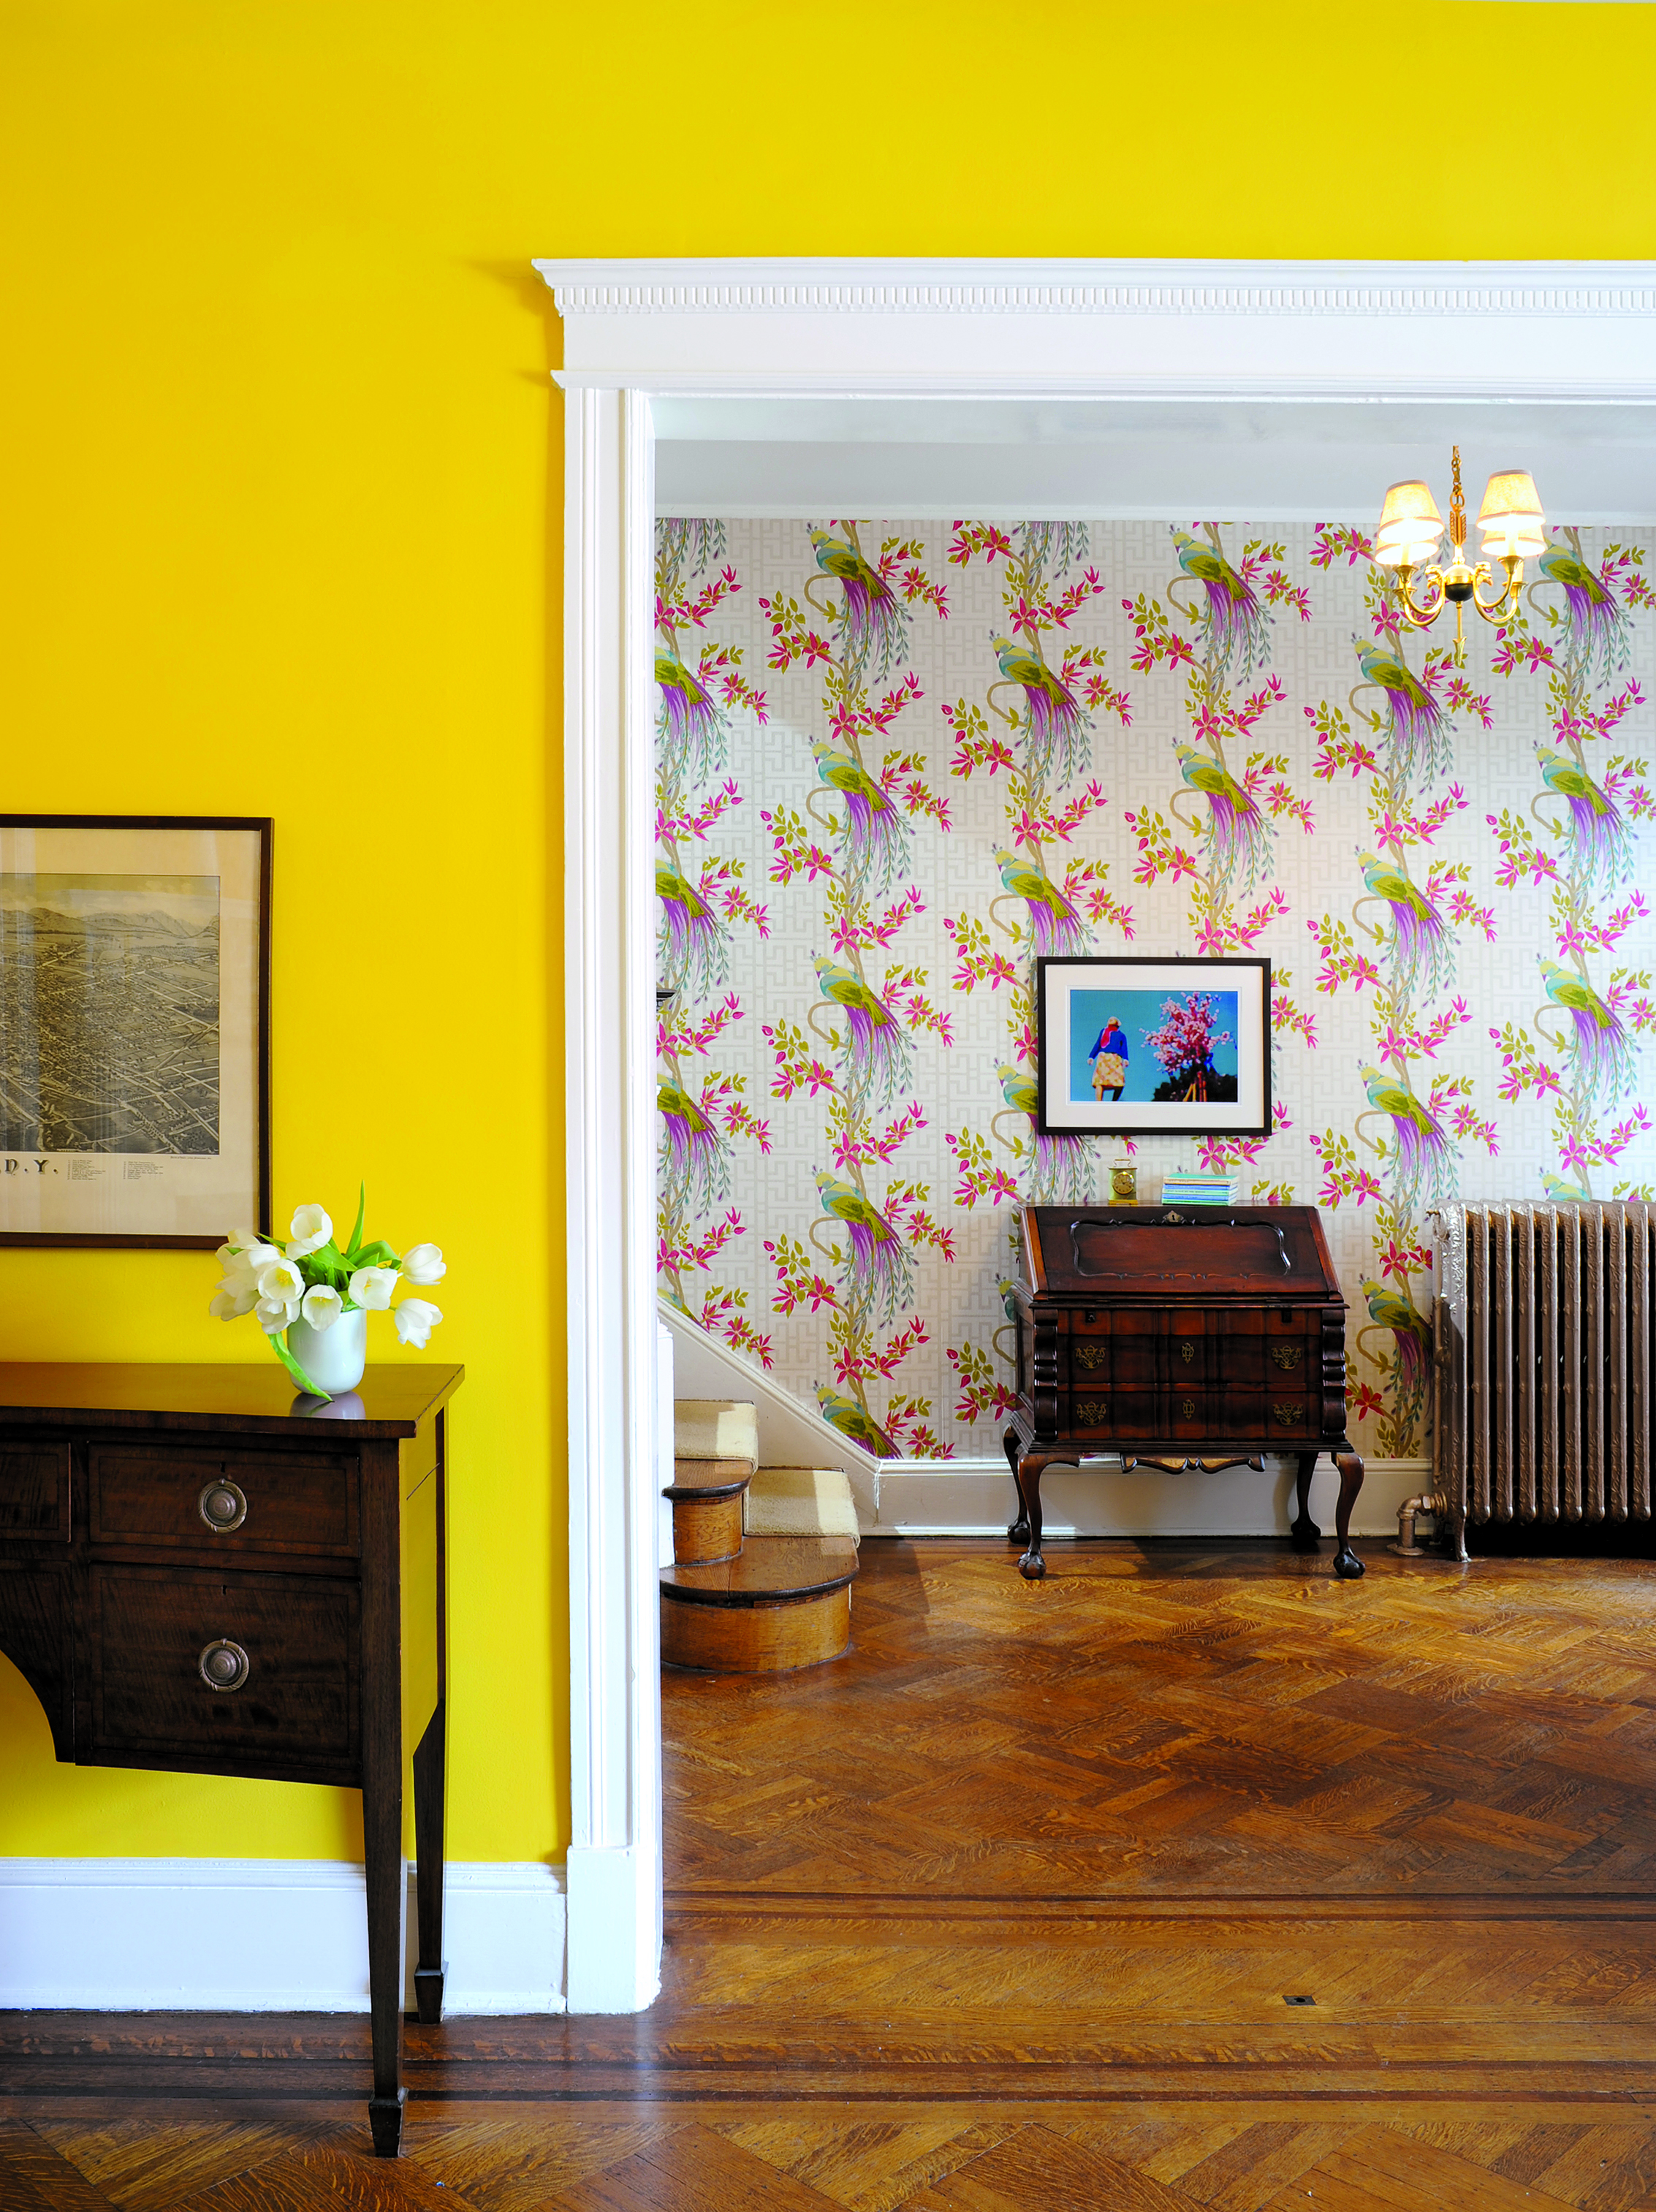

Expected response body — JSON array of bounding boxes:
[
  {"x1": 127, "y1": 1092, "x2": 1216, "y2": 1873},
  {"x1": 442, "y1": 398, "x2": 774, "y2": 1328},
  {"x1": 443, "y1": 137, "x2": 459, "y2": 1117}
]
[
  {"x1": 1004, "y1": 1206, "x2": 1364, "y2": 1581},
  {"x1": 0, "y1": 1362, "x2": 461, "y2": 2158}
]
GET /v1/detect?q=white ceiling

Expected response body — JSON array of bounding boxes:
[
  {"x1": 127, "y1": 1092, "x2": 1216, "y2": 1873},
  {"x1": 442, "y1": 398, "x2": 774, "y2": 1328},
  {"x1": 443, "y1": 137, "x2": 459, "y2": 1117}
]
[{"x1": 653, "y1": 396, "x2": 1656, "y2": 522}]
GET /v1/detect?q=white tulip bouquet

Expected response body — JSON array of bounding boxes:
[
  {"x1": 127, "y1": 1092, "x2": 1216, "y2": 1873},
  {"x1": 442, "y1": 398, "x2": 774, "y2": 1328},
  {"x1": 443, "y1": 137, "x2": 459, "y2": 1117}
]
[{"x1": 210, "y1": 1186, "x2": 445, "y2": 1399}]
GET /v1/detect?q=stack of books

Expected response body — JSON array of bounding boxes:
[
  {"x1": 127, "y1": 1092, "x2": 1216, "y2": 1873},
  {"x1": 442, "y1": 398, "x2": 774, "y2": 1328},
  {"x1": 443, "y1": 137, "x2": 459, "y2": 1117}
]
[{"x1": 1160, "y1": 1169, "x2": 1234, "y2": 1208}]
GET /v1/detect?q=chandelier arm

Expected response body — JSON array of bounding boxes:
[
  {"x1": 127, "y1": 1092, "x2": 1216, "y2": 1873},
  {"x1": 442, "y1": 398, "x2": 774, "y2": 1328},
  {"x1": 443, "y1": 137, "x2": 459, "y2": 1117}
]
[
  {"x1": 1394, "y1": 566, "x2": 1446, "y2": 630},
  {"x1": 1470, "y1": 555, "x2": 1525, "y2": 628}
]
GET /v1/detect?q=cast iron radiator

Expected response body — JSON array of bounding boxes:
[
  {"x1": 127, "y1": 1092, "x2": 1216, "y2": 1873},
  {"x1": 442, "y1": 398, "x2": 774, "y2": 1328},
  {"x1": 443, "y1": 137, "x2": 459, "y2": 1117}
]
[{"x1": 1433, "y1": 1201, "x2": 1655, "y2": 1557}]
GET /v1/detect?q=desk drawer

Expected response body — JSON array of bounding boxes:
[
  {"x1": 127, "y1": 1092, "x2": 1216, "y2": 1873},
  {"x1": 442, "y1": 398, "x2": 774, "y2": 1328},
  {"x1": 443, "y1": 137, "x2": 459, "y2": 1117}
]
[
  {"x1": 88, "y1": 1564, "x2": 359, "y2": 1772},
  {"x1": 0, "y1": 1442, "x2": 70, "y2": 1540},
  {"x1": 89, "y1": 1445, "x2": 359, "y2": 1557}
]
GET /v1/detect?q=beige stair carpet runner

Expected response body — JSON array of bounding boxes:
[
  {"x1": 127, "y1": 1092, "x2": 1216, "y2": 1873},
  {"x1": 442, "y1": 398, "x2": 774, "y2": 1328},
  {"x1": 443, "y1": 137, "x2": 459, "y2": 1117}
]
[{"x1": 744, "y1": 1466, "x2": 860, "y2": 1545}]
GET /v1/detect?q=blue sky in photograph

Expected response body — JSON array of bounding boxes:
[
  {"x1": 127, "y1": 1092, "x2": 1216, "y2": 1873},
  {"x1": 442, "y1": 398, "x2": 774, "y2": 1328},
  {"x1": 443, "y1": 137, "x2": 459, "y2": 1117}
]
[{"x1": 1068, "y1": 989, "x2": 1240, "y2": 1105}]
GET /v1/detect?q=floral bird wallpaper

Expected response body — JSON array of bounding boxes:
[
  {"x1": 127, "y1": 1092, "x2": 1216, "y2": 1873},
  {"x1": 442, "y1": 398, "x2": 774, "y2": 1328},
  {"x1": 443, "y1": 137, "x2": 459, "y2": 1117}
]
[{"x1": 655, "y1": 515, "x2": 1655, "y2": 1464}]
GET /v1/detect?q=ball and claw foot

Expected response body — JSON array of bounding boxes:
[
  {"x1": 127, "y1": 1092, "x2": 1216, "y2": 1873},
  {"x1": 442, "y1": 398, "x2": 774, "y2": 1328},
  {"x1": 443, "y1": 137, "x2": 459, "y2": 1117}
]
[
  {"x1": 1288, "y1": 1512, "x2": 1322, "y2": 1555},
  {"x1": 1018, "y1": 1549, "x2": 1046, "y2": 1581},
  {"x1": 1007, "y1": 1511, "x2": 1030, "y2": 1543},
  {"x1": 1333, "y1": 1544, "x2": 1365, "y2": 1580}
]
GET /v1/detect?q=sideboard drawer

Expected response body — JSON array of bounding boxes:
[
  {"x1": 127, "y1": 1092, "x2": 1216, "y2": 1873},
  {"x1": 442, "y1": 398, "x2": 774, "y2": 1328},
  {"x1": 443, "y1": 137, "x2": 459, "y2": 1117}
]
[
  {"x1": 89, "y1": 1445, "x2": 359, "y2": 1557},
  {"x1": 0, "y1": 1442, "x2": 70, "y2": 1540},
  {"x1": 88, "y1": 1564, "x2": 359, "y2": 1773}
]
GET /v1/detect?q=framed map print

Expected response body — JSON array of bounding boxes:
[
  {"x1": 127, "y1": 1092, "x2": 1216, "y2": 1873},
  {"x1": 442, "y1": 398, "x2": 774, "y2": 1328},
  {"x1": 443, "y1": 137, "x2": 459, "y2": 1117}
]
[
  {"x1": 0, "y1": 816, "x2": 271, "y2": 1247},
  {"x1": 1036, "y1": 954, "x2": 1272, "y2": 1138}
]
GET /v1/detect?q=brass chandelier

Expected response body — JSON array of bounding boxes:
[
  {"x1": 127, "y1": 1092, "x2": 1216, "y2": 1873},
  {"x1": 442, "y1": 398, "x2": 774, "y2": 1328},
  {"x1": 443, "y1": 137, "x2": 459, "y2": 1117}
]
[{"x1": 1372, "y1": 445, "x2": 1546, "y2": 655}]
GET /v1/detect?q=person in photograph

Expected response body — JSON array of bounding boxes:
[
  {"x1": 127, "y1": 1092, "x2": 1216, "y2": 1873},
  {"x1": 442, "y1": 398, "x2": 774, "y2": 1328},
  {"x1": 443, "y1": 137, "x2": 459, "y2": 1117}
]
[{"x1": 1090, "y1": 1014, "x2": 1128, "y2": 1102}]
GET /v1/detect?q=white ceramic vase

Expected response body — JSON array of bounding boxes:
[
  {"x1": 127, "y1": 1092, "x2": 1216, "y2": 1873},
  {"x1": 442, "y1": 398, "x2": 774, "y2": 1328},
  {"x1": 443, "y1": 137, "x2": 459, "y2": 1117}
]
[{"x1": 287, "y1": 1305, "x2": 368, "y2": 1394}]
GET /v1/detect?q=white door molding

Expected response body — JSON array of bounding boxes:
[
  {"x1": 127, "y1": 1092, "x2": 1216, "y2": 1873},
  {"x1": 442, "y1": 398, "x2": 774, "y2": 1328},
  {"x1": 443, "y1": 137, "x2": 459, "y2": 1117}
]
[
  {"x1": 542, "y1": 257, "x2": 1656, "y2": 2015},
  {"x1": 560, "y1": 383, "x2": 661, "y2": 2013}
]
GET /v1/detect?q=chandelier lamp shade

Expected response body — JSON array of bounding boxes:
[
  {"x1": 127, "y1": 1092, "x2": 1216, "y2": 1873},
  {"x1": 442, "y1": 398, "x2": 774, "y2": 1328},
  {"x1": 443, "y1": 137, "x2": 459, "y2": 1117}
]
[{"x1": 1372, "y1": 445, "x2": 1546, "y2": 655}]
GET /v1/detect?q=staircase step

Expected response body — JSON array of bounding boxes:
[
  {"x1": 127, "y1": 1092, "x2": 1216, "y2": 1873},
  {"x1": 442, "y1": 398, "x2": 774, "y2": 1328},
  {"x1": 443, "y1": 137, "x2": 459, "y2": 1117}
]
[
  {"x1": 660, "y1": 1536, "x2": 858, "y2": 1673},
  {"x1": 673, "y1": 1399, "x2": 758, "y2": 1480},
  {"x1": 745, "y1": 1466, "x2": 859, "y2": 1544}
]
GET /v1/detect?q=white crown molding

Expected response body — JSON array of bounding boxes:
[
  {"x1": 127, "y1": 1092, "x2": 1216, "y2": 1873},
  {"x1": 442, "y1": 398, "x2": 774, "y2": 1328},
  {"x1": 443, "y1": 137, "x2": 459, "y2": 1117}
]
[
  {"x1": 534, "y1": 259, "x2": 1656, "y2": 403},
  {"x1": 533, "y1": 258, "x2": 1656, "y2": 319}
]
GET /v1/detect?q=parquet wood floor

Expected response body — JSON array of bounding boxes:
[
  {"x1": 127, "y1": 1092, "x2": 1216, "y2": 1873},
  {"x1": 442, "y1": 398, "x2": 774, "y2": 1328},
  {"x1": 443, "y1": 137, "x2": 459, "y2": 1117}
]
[{"x1": 5, "y1": 1540, "x2": 1656, "y2": 2209}]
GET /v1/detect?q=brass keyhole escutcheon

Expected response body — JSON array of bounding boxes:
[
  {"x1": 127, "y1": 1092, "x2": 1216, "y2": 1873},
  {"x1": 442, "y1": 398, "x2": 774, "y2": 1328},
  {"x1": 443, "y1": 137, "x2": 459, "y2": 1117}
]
[
  {"x1": 1180, "y1": 1397, "x2": 1196, "y2": 1418},
  {"x1": 1272, "y1": 1403, "x2": 1304, "y2": 1428},
  {"x1": 199, "y1": 1478, "x2": 248, "y2": 1532},
  {"x1": 1180, "y1": 1341, "x2": 1195, "y2": 1364},
  {"x1": 198, "y1": 1638, "x2": 251, "y2": 1692},
  {"x1": 1271, "y1": 1343, "x2": 1303, "y2": 1372}
]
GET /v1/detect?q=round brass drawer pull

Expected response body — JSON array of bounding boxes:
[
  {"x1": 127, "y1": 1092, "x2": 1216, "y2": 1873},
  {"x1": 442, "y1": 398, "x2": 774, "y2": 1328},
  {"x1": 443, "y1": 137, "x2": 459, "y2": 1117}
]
[
  {"x1": 198, "y1": 1478, "x2": 248, "y2": 1532},
  {"x1": 199, "y1": 1638, "x2": 250, "y2": 1693}
]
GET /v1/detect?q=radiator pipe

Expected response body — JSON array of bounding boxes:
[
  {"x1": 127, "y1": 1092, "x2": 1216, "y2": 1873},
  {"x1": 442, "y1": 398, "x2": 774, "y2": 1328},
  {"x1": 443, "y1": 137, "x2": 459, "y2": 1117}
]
[{"x1": 1391, "y1": 1491, "x2": 1448, "y2": 1557}]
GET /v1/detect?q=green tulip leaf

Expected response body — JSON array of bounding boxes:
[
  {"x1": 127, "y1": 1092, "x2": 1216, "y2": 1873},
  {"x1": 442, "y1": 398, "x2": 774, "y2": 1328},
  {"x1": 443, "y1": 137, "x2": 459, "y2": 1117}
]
[
  {"x1": 272, "y1": 1329, "x2": 331, "y2": 1403},
  {"x1": 345, "y1": 1181, "x2": 367, "y2": 1263},
  {"x1": 350, "y1": 1239, "x2": 400, "y2": 1269}
]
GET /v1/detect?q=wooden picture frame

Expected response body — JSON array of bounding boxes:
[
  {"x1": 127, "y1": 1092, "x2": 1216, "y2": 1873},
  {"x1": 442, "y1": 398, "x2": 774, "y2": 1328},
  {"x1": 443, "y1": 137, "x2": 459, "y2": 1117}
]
[
  {"x1": 0, "y1": 815, "x2": 272, "y2": 1248},
  {"x1": 1036, "y1": 955, "x2": 1272, "y2": 1139}
]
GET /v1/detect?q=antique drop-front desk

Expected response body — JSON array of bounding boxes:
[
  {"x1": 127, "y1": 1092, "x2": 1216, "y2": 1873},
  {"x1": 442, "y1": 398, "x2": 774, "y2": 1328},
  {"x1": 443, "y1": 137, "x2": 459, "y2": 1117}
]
[
  {"x1": 0, "y1": 1363, "x2": 460, "y2": 2158},
  {"x1": 1004, "y1": 1206, "x2": 1364, "y2": 1580}
]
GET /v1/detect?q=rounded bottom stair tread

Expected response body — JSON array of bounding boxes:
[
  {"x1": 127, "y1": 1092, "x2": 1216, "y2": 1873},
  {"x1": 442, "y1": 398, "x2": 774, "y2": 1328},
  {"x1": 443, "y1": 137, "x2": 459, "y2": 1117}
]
[
  {"x1": 660, "y1": 1536, "x2": 857, "y2": 1673},
  {"x1": 660, "y1": 1534, "x2": 858, "y2": 1608}
]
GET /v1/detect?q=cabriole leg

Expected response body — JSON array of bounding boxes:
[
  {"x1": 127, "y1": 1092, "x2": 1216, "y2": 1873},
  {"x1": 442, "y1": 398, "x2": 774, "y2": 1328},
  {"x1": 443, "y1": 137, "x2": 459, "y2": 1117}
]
[
  {"x1": 1289, "y1": 1451, "x2": 1321, "y2": 1552},
  {"x1": 1003, "y1": 1426, "x2": 1029, "y2": 1543},
  {"x1": 1332, "y1": 1450, "x2": 1366, "y2": 1580}
]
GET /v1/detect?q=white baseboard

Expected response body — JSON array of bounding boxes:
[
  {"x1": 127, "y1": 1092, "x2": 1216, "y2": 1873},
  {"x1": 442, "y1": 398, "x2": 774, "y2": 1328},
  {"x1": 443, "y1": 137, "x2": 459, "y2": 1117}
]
[
  {"x1": 0, "y1": 1858, "x2": 566, "y2": 2015},
  {"x1": 870, "y1": 1455, "x2": 1431, "y2": 1541}
]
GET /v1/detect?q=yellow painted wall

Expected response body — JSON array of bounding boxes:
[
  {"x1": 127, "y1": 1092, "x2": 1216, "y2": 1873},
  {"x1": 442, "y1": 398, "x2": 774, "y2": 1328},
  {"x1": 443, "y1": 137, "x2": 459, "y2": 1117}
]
[{"x1": 1, "y1": 1, "x2": 1652, "y2": 1865}]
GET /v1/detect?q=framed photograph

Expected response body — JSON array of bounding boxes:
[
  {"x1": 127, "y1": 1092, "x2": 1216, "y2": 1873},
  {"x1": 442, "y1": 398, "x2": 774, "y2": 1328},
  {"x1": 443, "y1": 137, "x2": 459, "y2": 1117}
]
[
  {"x1": 1036, "y1": 956, "x2": 1272, "y2": 1138},
  {"x1": 0, "y1": 816, "x2": 271, "y2": 1247}
]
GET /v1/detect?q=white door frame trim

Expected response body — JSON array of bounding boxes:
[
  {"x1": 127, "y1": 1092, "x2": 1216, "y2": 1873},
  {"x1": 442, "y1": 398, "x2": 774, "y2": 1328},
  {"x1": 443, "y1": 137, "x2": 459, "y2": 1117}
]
[{"x1": 540, "y1": 256, "x2": 1656, "y2": 2013}]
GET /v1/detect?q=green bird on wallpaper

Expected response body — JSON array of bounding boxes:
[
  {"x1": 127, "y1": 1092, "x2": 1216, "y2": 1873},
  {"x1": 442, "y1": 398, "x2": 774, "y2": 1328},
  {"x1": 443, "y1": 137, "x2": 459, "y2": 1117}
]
[
  {"x1": 656, "y1": 1081, "x2": 723, "y2": 1212},
  {"x1": 808, "y1": 525, "x2": 907, "y2": 681},
  {"x1": 1169, "y1": 528, "x2": 1271, "y2": 679},
  {"x1": 988, "y1": 634, "x2": 1090, "y2": 786},
  {"x1": 816, "y1": 1382, "x2": 899, "y2": 1459},
  {"x1": 1351, "y1": 636, "x2": 1449, "y2": 783},
  {"x1": 1354, "y1": 848, "x2": 1452, "y2": 995},
  {"x1": 1538, "y1": 534, "x2": 1631, "y2": 678},
  {"x1": 1358, "y1": 1277, "x2": 1433, "y2": 1403},
  {"x1": 995, "y1": 1062, "x2": 1039, "y2": 1117},
  {"x1": 655, "y1": 863, "x2": 723, "y2": 996},
  {"x1": 990, "y1": 847, "x2": 1086, "y2": 957},
  {"x1": 1541, "y1": 1173, "x2": 1590, "y2": 1202},
  {"x1": 810, "y1": 737, "x2": 909, "y2": 888},
  {"x1": 813, "y1": 1170, "x2": 911, "y2": 1321},
  {"x1": 1357, "y1": 1063, "x2": 1451, "y2": 1200},
  {"x1": 1535, "y1": 745, "x2": 1631, "y2": 889},
  {"x1": 989, "y1": 1061, "x2": 1040, "y2": 1161},
  {"x1": 1538, "y1": 958, "x2": 1633, "y2": 1103},
  {"x1": 811, "y1": 955, "x2": 906, "y2": 1103},
  {"x1": 653, "y1": 640, "x2": 722, "y2": 783},
  {"x1": 1172, "y1": 745, "x2": 1272, "y2": 888}
]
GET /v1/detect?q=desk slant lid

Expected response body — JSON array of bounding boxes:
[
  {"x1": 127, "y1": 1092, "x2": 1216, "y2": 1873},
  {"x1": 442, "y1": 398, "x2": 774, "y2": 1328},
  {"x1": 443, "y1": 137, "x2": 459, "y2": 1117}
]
[{"x1": 1019, "y1": 1206, "x2": 1342, "y2": 1304}]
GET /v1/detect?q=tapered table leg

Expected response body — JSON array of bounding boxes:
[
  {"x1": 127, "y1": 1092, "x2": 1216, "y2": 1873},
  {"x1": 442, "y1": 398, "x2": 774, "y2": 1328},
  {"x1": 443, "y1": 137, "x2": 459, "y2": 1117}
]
[
  {"x1": 412, "y1": 1700, "x2": 447, "y2": 2024},
  {"x1": 362, "y1": 1438, "x2": 407, "y2": 2156}
]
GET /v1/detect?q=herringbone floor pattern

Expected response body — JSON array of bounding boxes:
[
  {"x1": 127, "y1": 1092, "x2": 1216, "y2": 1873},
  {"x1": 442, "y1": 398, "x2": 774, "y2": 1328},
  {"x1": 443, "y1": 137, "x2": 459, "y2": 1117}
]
[{"x1": 4, "y1": 1539, "x2": 1656, "y2": 2208}]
